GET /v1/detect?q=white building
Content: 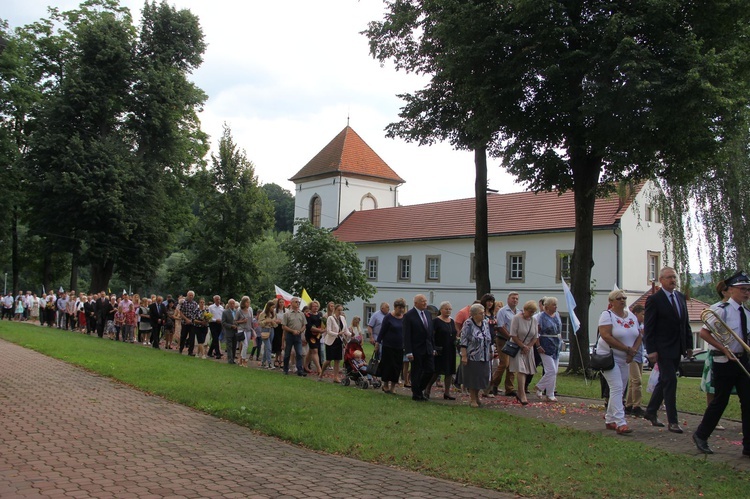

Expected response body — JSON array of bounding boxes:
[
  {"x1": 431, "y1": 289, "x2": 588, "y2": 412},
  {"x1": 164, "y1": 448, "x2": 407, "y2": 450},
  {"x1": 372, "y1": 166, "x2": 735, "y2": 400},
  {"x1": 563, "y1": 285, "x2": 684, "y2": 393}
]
[
  {"x1": 290, "y1": 126, "x2": 404, "y2": 229},
  {"x1": 291, "y1": 127, "x2": 665, "y2": 344}
]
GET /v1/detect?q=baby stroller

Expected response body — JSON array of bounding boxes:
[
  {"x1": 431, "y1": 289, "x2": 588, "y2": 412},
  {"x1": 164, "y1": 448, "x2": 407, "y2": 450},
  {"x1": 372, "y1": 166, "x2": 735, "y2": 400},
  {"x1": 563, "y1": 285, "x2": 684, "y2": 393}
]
[{"x1": 342, "y1": 339, "x2": 381, "y2": 389}]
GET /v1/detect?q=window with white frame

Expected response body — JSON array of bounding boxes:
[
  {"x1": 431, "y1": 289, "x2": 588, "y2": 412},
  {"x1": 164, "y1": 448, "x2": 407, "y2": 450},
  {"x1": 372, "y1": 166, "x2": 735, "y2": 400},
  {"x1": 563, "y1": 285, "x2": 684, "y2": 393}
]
[
  {"x1": 365, "y1": 257, "x2": 378, "y2": 281},
  {"x1": 647, "y1": 251, "x2": 660, "y2": 284},
  {"x1": 398, "y1": 256, "x2": 411, "y2": 282},
  {"x1": 556, "y1": 250, "x2": 573, "y2": 283},
  {"x1": 364, "y1": 304, "x2": 375, "y2": 336},
  {"x1": 426, "y1": 255, "x2": 441, "y2": 282},
  {"x1": 559, "y1": 313, "x2": 572, "y2": 343},
  {"x1": 506, "y1": 251, "x2": 526, "y2": 283}
]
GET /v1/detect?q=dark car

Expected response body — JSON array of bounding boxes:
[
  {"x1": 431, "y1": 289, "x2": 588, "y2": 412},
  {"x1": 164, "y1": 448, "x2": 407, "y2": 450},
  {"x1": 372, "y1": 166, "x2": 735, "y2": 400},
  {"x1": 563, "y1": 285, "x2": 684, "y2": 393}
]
[{"x1": 678, "y1": 349, "x2": 708, "y2": 378}]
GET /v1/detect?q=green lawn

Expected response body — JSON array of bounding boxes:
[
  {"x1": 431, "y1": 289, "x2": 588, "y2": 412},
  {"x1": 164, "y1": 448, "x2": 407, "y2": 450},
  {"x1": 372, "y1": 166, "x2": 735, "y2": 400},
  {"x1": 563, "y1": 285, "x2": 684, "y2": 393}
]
[
  {"x1": 0, "y1": 321, "x2": 746, "y2": 497},
  {"x1": 554, "y1": 370, "x2": 741, "y2": 420}
]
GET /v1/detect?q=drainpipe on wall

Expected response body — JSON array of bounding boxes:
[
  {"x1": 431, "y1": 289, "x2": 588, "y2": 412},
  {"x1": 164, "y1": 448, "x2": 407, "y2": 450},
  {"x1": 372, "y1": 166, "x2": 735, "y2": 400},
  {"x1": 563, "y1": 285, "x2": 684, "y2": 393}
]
[{"x1": 613, "y1": 221, "x2": 622, "y2": 289}]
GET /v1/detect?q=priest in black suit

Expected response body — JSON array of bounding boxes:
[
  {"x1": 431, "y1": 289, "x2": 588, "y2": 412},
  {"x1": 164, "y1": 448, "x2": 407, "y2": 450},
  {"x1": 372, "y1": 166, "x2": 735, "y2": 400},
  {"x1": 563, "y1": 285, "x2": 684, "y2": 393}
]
[
  {"x1": 95, "y1": 292, "x2": 112, "y2": 338},
  {"x1": 643, "y1": 267, "x2": 693, "y2": 432},
  {"x1": 149, "y1": 296, "x2": 164, "y2": 349},
  {"x1": 403, "y1": 294, "x2": 436, "y2": 401}
]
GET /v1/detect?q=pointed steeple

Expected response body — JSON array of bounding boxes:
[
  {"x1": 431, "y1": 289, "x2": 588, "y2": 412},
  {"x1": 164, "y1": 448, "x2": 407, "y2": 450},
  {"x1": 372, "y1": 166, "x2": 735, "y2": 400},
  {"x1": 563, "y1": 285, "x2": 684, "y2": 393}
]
[{"x1": 289, "y1": 126, "x2": 405, "y2": 184}]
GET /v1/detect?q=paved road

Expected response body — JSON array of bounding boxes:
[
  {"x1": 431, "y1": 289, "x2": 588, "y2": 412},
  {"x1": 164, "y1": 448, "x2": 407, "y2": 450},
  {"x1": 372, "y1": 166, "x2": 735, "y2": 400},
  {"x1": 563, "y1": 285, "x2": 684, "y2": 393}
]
[{"x1": 0, "y1": 339, "x2": 508, "y2": 498}]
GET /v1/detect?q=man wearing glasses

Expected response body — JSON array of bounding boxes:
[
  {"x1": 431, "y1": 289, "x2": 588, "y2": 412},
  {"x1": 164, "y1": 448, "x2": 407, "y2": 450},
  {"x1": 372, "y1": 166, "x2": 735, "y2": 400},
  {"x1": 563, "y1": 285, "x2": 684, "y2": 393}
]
[
  {"x1": 692, "y1": 271, "x2": 750, "y2": 456},
  {"x1": 643, "y1": 267, "x2": 693, "y2": 433}
]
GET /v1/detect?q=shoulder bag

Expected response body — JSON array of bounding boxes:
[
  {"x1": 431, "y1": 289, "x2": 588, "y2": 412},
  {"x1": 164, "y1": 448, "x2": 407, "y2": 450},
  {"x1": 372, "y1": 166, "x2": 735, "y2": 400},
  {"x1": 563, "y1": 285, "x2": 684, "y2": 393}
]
[
  {"x1": 590, "y1": 312, "x2": 615, "y2": 371},
  {"x1": 501, "y1": 319, "x2": 533, "y2": 358}
]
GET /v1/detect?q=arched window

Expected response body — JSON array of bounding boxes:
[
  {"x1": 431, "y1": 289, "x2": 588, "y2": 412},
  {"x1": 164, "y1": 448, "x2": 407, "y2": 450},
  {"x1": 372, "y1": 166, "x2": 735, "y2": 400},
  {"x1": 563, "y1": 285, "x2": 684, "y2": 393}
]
[
  {"x1": 309, "y1": 195, "x2": 322, "y2": 228},
  {"x1": 360, "y1": 193, "x2": 377, "y2": 211}
]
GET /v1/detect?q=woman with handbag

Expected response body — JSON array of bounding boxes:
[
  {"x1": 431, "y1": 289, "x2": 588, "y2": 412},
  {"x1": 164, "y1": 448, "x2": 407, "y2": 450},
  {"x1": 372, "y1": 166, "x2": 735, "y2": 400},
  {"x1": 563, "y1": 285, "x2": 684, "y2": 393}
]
[
  {"x1": 236, "y1": 297, "x2": 254, "y2": 366},
  {"x1": 259, "y1": 300, "x2": 277, "y2": 369},
  {"x1": 535, "y1": 297, "x2": 563, "y2": 402},
  {"x1": 304, "y1": 300, "x2": 324, "y2": 375},
  {"x1": 508, "y1": 300, "x2": 541, "y2": 405},
  {"x1": 459, "y1": 303, "x2": 493, "y2": 407},
  {"x1": 597, "y1": 290, "x2": 642, "y2": 435},
  {"x1": 319, "y1": 304, "x2": 351, "y2": 383}
]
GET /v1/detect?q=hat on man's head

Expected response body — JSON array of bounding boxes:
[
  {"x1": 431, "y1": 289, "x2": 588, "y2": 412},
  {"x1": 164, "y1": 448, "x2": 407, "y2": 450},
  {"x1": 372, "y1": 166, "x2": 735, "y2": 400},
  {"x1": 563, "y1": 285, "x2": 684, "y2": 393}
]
[{"x1": 725, "y1": 270, "x2": 750, "y2": 287}]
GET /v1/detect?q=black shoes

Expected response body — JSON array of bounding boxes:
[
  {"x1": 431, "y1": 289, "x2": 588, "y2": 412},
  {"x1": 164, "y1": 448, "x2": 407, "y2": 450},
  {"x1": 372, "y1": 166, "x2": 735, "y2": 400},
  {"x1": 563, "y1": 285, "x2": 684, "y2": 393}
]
[
  {"x1": 692, "y1": 433, "x2": 714, "y2": 454},
  {"x1": 412, "y1": 395, "x2": 427, "y2": 402},
  {"x1": 443, "y1": 394, "x2": 456, "y2": 400},
  {"x1": 643, "y1": 412, "x2": 665, "y2": 427},
  {"x1": 631, "y1": 407, "x2": 645, "y2": 418},
  {"x1": 668, "y1": 423, "x2": 684, "y2": 434}
]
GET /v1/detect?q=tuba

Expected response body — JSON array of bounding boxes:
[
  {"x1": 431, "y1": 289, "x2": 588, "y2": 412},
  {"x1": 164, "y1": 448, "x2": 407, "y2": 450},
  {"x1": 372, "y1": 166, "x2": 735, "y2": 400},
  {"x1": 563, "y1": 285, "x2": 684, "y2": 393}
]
[{"x1": 701, "y1": 308, "x2": 750, "y2": 379}]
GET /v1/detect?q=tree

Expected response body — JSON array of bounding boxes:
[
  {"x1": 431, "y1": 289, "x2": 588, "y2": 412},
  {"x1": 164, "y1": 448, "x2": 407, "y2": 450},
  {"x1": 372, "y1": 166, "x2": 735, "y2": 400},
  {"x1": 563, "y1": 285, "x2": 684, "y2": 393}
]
[
  {"x1": 656, "y1": 109, "x2": 750, "y2": 286},
  {"x1": 0, "y1": 20, "x2": 45, "y2": 293},
  {"x1": 23, "y1": 0, "x2": 208, "y2": 292},
  {"x1": 261, "y1": 183, "x2": 295, "y2": 233},
  {"x1": 176, "y1": 124, "x2": 274, "y2": 298},
  {"x1": 281, "y1": 219, "x2": 375, "y2": 306},
  {"x1": 367, "y1": 1, "x2": 750, "y2": 372}
]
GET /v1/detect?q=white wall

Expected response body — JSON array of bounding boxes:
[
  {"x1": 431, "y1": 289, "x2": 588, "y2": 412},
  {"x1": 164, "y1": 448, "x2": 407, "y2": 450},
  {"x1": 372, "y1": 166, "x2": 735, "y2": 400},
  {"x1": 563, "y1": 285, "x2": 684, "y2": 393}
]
[
  {"x1": 619, "y1": 182, "x2": 665, "y2": 292},
  {"x1": 345, "y1": 229, "x2": 637, "y2": 343},
  {"x1": 293, "y1": 176, "x2": 399, "y2": 229}
]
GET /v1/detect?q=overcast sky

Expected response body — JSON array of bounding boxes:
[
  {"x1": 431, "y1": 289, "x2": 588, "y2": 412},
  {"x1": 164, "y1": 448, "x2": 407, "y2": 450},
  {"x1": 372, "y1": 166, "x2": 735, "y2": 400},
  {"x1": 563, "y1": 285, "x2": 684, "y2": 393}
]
[{"x1": 7, "y1": 0, "x2": 524, "y2": 207}]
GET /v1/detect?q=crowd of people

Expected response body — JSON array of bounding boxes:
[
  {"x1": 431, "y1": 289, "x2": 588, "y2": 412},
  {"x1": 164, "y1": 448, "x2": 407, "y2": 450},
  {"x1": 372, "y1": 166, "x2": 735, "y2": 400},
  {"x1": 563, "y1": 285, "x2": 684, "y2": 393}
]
[{"x1": 5, "y1": 265, "x2": 748, "y2": 459}]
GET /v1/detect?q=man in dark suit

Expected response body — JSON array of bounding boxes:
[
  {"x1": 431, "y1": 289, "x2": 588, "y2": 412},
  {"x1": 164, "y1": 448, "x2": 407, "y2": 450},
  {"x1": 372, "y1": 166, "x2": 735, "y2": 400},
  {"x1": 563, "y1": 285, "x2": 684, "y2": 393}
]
[
  {"x1": 403, "y1": 294, "x2": 436, "y2": 401},
  {"x1": 643, "y1": 267, "x2": 693, "y2": 432},
  {"x1": 95, "y1": 291, "x2": 112, "y2": 338},
  {"x1": 149, "y1": 296, "x2": 164, "y2": 349},
  {"x1": 84, "y1": 294, "x2": 97, "y2": 335}
]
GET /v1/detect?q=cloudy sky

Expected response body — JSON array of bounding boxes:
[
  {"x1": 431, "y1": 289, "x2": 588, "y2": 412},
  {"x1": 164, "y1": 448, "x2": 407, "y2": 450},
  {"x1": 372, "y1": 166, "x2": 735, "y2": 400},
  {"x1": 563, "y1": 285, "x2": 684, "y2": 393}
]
[{"x1": 7, "y1": 0, "x2": 523, "y2": 207}]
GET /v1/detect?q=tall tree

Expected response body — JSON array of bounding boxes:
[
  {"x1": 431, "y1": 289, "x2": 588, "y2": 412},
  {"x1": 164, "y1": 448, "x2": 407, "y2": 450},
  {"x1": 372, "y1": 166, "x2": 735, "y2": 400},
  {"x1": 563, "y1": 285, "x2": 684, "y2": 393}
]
[
  {"x1": 367, "y1": 1, "x2": 750, "y2": 371},
  {"x1": 177, "y1": 125, "x2": 274, "y2": 298},
  {"x1": 657, "y1": 110, "x2": 750, "y2": 286},
  {"x1": 0, "y1": 21, "x2": 45, "y2": 293},
  {"x1": 281, "y1": 219, "x2": 375, "y2": 306},
  {"x1": 261, "y1": 183, "x2": 295, "y2": 233},
  {"x1": 23, "y1": 0, "x2": 208, "y2": 292}
]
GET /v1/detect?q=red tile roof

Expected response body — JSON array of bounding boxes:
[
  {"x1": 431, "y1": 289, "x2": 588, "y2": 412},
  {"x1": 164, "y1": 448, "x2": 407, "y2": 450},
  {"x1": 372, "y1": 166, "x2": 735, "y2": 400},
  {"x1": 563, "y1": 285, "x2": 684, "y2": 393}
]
[
  {"x1": 333, "y1": 188, "x2": 635, "y2": 243},
  {"x1": 289, "y1": 126, "x2": 405, "y2": 184},
  {"x1": 630, "y1": 286, "x2": 710, "y2": 323}
]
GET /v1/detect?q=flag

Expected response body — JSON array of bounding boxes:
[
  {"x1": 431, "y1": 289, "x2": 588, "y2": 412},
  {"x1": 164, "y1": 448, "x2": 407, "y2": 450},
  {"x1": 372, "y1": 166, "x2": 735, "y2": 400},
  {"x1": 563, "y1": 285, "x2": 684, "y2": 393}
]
[
  {"x1": 561, "y1": 278, "x2": 580, "y2": 333},
  {"x1": 274, "y1": 285, "x2": 294, "y2": 306},
  {"x1": 58, "y1": 286, "x2": 64, "y2": 293},
  {"x1": 613, "y1": 283, "x2": 620, "y2": 291},
  {"x1": 42, "y1": 285, "x2": 45, "y2": 294},
  {"x1": 300, "y1": 289, "x2": 313, "y2": 308}
]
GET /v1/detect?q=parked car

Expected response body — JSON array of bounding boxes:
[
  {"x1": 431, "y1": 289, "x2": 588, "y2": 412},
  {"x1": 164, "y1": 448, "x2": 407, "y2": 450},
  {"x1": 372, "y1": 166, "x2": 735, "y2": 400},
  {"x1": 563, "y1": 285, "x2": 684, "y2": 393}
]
[
  {"x1": 558, "y1": 342, "x2": 570, "y2": 369},
  {"x1": 678, "y1": 349, "x2": 708, "y2": 378}
]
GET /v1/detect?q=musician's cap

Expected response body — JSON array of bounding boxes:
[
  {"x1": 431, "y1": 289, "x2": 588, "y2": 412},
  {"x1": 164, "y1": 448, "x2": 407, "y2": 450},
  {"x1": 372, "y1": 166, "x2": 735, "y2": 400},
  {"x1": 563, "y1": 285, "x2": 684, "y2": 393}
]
[{"x1": 725, "y1": 270, "x2": 750, "y2": 287}]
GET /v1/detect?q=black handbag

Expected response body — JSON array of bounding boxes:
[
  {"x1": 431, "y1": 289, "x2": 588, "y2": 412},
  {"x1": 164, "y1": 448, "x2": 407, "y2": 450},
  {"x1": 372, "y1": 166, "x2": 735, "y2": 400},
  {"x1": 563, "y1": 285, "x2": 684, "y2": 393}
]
[
  {"x1": 590, "y1": 316, "x2": 615, "y2": 371},
  {"x1": 501, "y1": 341, "x2": 520, "y2": 358},
  {"x1": 236, "y1": 331, "x2": 246, "y2": 342},
  {"x1": 502, "y1": 320, "x2": 533, "y2": 358},
  {"x1": 590, "y1": 349, "x2": 614, "y2": 371}
]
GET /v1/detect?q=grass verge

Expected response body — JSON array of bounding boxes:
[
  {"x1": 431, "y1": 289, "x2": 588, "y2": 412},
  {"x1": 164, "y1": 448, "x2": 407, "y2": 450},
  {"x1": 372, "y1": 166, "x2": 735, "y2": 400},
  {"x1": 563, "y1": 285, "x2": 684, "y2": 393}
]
[{"x1": 0, "y1": 322, "x2": 746, "y2": 497}]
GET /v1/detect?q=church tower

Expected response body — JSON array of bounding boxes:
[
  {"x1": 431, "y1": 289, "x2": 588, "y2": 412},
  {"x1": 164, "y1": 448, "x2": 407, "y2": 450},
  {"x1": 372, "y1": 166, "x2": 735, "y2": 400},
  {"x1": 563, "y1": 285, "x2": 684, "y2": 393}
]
[{"x1": 290, "y1": 126, "x2": 404, "y2": 229}]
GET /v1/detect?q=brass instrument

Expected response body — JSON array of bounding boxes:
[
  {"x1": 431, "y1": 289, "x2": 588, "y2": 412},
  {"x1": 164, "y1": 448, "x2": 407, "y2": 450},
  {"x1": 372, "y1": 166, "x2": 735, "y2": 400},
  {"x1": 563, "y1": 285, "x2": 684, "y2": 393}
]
[{"x1": 700, "y1": 308, "x2": 750, "y2": 379}]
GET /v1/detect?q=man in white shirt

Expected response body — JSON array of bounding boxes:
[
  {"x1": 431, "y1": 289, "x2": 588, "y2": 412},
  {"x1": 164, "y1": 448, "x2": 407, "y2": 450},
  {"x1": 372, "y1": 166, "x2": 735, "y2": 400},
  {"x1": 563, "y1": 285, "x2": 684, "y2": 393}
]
[
  {"x1": 207, "y1": 295, "x2": 224, "y2": 359},
  {"x1": 367, "y1": 302, "x2": 390, "y2": 345},
  {"x1": 693, "y1": 271, "x2": 750, "y2": 456}
]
